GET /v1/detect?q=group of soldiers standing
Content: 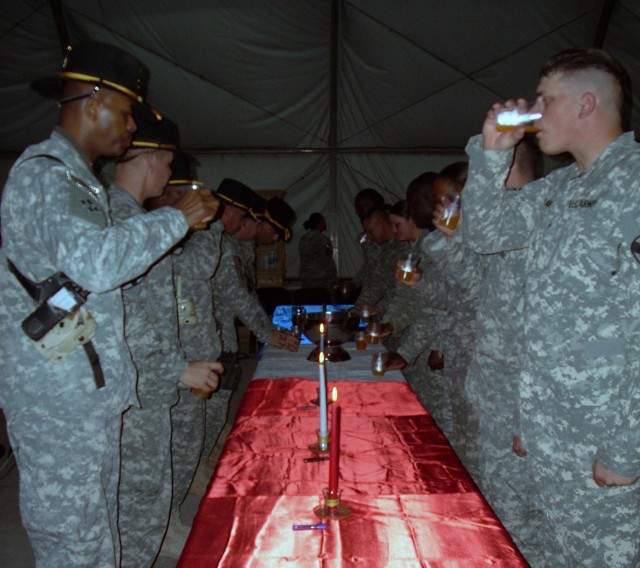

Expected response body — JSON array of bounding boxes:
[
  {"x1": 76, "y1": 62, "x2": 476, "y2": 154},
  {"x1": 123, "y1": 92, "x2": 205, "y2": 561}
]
[
  {"x1": 351, "y1": 47, "x2": 639, "y2": 568},
  {"x1": 0, "y1": 41, "x2": 297, "y2": 567}
]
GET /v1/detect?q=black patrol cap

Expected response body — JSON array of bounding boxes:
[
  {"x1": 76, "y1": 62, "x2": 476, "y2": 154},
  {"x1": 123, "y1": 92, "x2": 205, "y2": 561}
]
[
  {"x1": 130, "y1": 105, "x2": 180, "y2": 151},
  {"x1": 216, "y1": 178, "x2": 256, "y2": 212},
  {"x1": 264, "y1": 197, "x2": 295, "y2": 243},
  {"x1": 249, "y1": 193, "x2": 266, "y2": 221},
  {"x1": 31, "y1": 42, "x2": 150, "y2": 103},
  {"x1": 168, "y1": 152, "x2": 203, "y2": 187}
]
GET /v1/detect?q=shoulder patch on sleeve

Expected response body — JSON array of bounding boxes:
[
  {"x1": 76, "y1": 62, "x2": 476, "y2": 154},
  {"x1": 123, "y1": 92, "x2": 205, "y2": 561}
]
[{"x1": 64, "y1": 174, "x2": 107, "y2": 227}]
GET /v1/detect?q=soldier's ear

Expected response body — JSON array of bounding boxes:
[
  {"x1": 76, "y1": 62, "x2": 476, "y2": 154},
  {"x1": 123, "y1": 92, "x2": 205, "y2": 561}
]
[{"x1": 84, "y1": 95, "x2": 101, "y2": 122}]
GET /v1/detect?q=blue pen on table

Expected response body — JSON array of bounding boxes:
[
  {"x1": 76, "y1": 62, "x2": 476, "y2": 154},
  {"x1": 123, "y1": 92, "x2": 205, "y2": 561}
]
[{"x1": 292, "y1": 522, "x2": 327, "y2": 531}]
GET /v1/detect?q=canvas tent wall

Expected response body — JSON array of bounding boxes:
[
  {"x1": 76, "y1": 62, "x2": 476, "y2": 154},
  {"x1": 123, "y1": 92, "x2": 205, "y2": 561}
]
[{"x1": 2, "y1": 0, "x2": 639, "y2": 279}]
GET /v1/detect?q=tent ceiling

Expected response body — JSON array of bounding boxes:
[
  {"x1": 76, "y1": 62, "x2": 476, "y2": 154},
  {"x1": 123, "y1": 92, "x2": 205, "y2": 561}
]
[{"x1": 1, "y1": 0, "x2": 639, "y2": 155}]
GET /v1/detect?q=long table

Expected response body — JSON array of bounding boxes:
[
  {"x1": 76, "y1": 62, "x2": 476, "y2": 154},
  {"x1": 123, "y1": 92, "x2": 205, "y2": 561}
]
[{"x1": 178, "y1": 340, "x2": 527, "y2": 566}]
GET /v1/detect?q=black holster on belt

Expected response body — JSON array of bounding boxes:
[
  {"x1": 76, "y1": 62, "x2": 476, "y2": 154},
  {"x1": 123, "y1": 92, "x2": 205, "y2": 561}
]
[{"x1": 7, "y1": 260, "x2": 105, "y2": 390}]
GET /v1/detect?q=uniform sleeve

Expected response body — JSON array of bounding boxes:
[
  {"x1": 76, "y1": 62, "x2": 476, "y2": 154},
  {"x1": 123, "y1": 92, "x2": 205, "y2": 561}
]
[
  {"x1": 461, "y1": 135, "x2": 545, "y2": 255},
  {"x1": 420, "y1": 231, "x2": 483, "y2": 297},
  {"x1": 396, "y1": 308, "x2": 443, "y2": 365},
  {"x1": 213, "y1": 247, "x2": 273, "y2": 344},
  {"x1": 3, "y1": 160, "x2": 188, "y2": 293},
  {"x1": 173, "y1": 222, "x2": 223, "y2": 281}
]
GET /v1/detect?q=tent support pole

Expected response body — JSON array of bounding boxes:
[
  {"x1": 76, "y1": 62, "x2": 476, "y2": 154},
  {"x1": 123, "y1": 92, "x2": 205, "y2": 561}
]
[
  {"x1": 47, "y1": 0, "x2": 71, "y2": 54},
  {"x1": 593, "y1": 0, "x2": 616, "y2": 48},
  {"x1": 329, "y1": 0, "x2": 340, "y2": 273}
]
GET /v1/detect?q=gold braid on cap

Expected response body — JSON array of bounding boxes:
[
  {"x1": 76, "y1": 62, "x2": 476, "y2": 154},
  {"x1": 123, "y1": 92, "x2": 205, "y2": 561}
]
[
  {"x1": 169, "y1": 179, "x2": 203, "y2": 187},
  {"x1": 264, "y1": 210, "x2": 291, "y2": 241},
  {"x1": 58, "y1": 71, "x2": 144, "y2": 102},
  {"x1": 130, "y1": 140, "x2": 178, "y2": 150},
  {"x1": 218, "y1": 193, "x2": 251, "y2": 211}
]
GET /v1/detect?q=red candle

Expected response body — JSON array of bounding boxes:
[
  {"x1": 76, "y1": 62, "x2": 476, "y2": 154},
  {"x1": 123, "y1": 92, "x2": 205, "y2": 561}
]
[{"x1": 328, "y1": 388, "x2": 340, "y2": 494}]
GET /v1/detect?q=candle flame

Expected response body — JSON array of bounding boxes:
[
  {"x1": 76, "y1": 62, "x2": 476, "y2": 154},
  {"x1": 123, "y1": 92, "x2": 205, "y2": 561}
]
[
  {"x1": 319, "y1": 351, "x2": 325, "y2": 364},
  {"x1": 319, "y1": 322, "x2": 325, "y2": 333},
  {"x1": 331, "y1": 387, "x2": 338, "y2": 402}
]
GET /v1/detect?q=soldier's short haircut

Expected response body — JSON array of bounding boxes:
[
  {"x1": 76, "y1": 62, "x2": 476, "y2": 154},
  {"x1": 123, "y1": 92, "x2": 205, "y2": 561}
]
[{"x1": 539, "y1": 48, "x2": 631, "y2": 128}]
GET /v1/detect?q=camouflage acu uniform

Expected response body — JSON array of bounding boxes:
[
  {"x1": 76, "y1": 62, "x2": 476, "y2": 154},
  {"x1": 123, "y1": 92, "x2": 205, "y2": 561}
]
[
  {"x1": 298, "y1": 229, "x2": 338, "y2": 295},
  {"x1": 462, "y1": 249, "x2": 550, "y2": 565},
  {"x1": 108, "y1": 184, "x2": 187, "y2": 567},
  {"x1": 239, "y1": 239, "x2": 257, "y2": 293},
  {"x1": 355, "y1": 239, "x2": 408, "y2": 309},
  {"x1": 206, "y1": 233, "x2": 274, "y2": 455},
  {"x1": 0, "y1": 129, "x2": 188, "y2": 567},
  {"x1": 171, "y1": 221, "x2": 224, "y2": 508},
  {"x1": 418, "y1": 230, "x2": 482, "y2": 480},
  {"x1": 352, "y1": 239, "x2": 381, "y2": 288},
  {"x1": 383, "y1": 235, "x2": 450, "y2": 430},
  {"x1": 463, "y1": 132, "x2": 640, "y2": 567}
]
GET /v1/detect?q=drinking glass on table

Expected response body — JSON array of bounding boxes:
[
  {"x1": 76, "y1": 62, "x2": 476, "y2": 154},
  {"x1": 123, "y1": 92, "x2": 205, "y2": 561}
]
[{"x1": 371, "y1": 353, "x2": 385, "y2": 376}]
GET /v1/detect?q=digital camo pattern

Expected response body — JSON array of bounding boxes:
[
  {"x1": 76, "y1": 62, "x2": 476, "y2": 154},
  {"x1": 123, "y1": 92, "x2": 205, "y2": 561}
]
[
  {"x1": 108, "y1": 185, "x2": 188, "y2": 566},
  {"x1": 0, "y1": 128, "x2": 187, "y2": 567},
  {"x1": 382, "y1": 235, "x2": 449, "y2": 429},
  {"x1": 462, "y1": 248, "x2": 551, "y2": 565},
  {"x1": 207, "y1": 233, "x2": 273, "y2": 455},
  {"x1": 298, "y1": 229, "x2": 338, "y2": 293},
  {"x1": 213, "y1": 233, "x2": 273, "y2": 351},
  {"x1": 463, "y1": 132, "x2": 640, "y2": 567},
  {"x1": 171, "y1": 222, "x2": 223, "y2": 509},
  {"x1": 352, "y1": 239, "x2": 381, "y2": 288},
  {"x1": 239, "y1": 239, "x2": 257, "y2": 293},
  {"x1": 419, "y1": 230, "x2": 482, "y2": 480},
  {"x1": 355, "y1": 239, "x2": 409, "y2": 308}
]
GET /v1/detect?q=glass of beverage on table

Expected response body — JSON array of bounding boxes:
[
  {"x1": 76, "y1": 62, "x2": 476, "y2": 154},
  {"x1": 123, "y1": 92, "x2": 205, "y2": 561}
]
[
  {"x1": 355, "y1": 331, "x2": 367, "y2": 351},
  {"x1": 371, "y1": 353, "x2": 385, "y2": 376},
  {"x1": 366, "y1": 323, "x2": 381, "y2": 344}
]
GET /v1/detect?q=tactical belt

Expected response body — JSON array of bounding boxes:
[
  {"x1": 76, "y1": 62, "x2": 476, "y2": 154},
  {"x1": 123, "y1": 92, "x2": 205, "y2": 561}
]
[{"x1": 7, "y1": 260, "x2": 105, "y2": 390}]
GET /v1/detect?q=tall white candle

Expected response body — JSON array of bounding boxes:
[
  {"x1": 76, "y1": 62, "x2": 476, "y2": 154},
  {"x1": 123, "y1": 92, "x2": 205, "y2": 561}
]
[{"x1": 319, "y1": 351, "x2": 328, "y2": 437}]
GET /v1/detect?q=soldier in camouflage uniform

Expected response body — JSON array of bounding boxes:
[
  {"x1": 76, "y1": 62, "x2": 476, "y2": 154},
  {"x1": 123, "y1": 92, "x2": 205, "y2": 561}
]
[
  {"x1": 0, "y1": 43, "x2": 217, "y2": 567},
  {"x1": 108, "y1": 114, "x2": 222, "y2": 567},
  {"x1": 298, "y1": 212, "x2": 338, "y2": 297},
  {"x1": 461, "y1": 139, "x2": 551, "y2": 565},
  {"x1": 145, "y1": 152, "x2": 226, "y2": 554},
  {"x1": 462, "y1": 48, "x2": 640, "y2": 566},
  {"x1": 355, "y1": 207, "x2": 409, "y2": 310},
  {"x1": 350, "y1": 188, "x2": 386, "y2": 298},
  {"x1": 398, "y1": 163, "x2": 483, "y2": 479}
]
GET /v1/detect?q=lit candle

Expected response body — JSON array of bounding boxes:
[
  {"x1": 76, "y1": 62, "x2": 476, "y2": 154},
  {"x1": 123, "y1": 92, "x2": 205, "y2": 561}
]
[
  {"x1": 318, "y1": 352, "x2": 328, "y2": 437},
  {"x1": 328, "y1": 387, "x2": 340, "y2": 494},
  {"x1": 319, "y1": 322, "x2": 325, "y2": 354}
]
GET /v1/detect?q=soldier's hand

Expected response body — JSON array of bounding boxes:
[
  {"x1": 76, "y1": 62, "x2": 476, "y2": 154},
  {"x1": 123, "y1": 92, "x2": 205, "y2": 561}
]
[
  {"x1": 592, "y1": 460, "x2": 639, "y2": 487},
  {"x1": 433, "y1": 201, "x2": 458, "y2": 237},
  {"x1": 283, "y1": 331, "x2": 300, "y2": 352},
  {"x1": 371, "y1": 322, "x2": 393, "y2": 340},
  {"x1": 382, "y1": 351, "x2": 407, "y2": 371},
  {"x1": 398, "y1": 266, "x2": 422, "y2": 287},
  {"x1": 180, "y1": 360, "x2": 224, "y2": 393},
  {"x1": 512, "y1": 435, "x2": 527, "y2": 457},
  {"x1": 267, "y1": 330, "x2": 288, "y2": 350},
  {"x1": 483, "y1": 99, "x2": 526, "y2": 151},
  {"x1": 175, "y1": 188, "x2": 220, "y2": 229}
]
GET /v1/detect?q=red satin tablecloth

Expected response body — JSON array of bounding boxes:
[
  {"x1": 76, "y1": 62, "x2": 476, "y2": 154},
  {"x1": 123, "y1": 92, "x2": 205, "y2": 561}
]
[{"x1": 178, "y1": 378, "x2": 527, "y2": 567}]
